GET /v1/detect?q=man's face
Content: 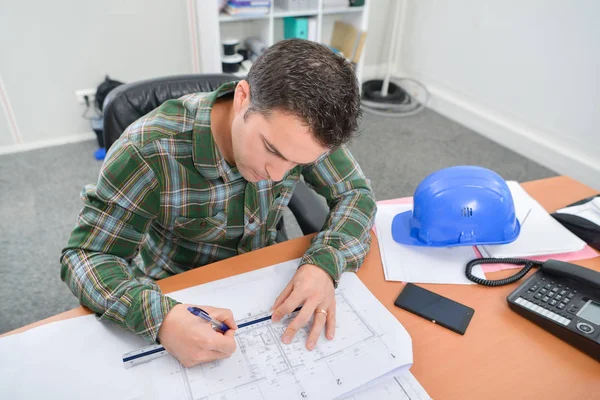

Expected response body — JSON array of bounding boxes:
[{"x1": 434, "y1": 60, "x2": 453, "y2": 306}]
[{"x1": 230, "y1": 82, "x2": 329, "y2": 183}]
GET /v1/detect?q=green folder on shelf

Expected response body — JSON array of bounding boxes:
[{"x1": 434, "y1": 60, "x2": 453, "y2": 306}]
[{"x1": 284, "y1": 17, "x2": 308, "y2": 40}]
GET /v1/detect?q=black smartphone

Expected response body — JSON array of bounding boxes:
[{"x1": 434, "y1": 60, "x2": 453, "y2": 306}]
[{"x1": 394, "y1": 283, "x2": 475, "y2": 335}]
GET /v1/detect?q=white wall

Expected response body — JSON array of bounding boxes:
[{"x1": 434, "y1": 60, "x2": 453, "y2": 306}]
[
  {"x1": 362, "y1": 0, "x2": 396, "y2": 78},
  {"x1": 0, "y1": 105, "x2": 12, "y2": 147},
  {"x1": 394, "y1": 0, "x2": 600, "y2": 189},
  {"x1": 0, "y1": 0, "x2": 393, "y2": 153},
  {"x1": 0, "y1": 0, "x2": 196, "y2": 151}
]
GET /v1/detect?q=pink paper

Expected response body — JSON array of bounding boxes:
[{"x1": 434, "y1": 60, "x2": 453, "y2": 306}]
[
  {"x1": 372, "y1": 197, "x2": 412, "y2": 236},
  {"x1": 375, "y1": 197, "x2": 599, "y2": 273},
  {"x1": 377, "y1": 197, "x2": 412, "y2": 206}
]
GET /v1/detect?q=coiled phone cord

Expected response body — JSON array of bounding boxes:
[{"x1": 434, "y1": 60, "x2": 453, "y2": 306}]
[{"x1": 466, "y1": 258, "x2": 544, "y2": 287}]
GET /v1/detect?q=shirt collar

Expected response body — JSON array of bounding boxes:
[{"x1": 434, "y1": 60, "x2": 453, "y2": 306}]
[{"x1": 192, "y1": 81, "x2": 242, "y2": 182}]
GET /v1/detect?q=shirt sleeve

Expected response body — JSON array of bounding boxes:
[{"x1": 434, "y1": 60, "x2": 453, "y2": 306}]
[
  {"x1": 60, "y1": 137, "x2": 179, "y2": 342},
  {"x1": 299, "y1": 146, "x2": 377, "y2": 286}
]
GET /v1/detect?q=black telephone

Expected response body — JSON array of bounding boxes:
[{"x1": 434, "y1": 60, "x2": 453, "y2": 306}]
[{"x1": 466, "y1": 258, "x2": 600, "y2": 361}]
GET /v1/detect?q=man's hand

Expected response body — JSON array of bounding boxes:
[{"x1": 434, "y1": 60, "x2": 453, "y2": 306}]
[
  {"x1": 157, "y1": 304, "x2": 237, "y2": 368},
  {"x1": 271, "y1": 264, "x2": 336, "y2": 350}
]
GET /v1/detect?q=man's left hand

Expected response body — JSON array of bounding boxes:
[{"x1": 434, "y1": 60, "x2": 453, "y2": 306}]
[{"x1": 271, "y1": 264, "x2": 336, "y2": 350}]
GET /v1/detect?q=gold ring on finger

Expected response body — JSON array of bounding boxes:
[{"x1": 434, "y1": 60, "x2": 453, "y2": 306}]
[{"x1": 314, "y1": 308, "x2": 327, "y2": 317}]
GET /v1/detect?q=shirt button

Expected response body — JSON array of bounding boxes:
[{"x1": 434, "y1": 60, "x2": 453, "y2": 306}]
[{"x1": 248, "y1": 218, "x2": 255, "y2": 224}]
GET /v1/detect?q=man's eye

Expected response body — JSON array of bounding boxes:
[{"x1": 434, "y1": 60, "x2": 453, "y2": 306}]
[{"x1": 265, "y1": 146, "x2": 277, "y2": 155}]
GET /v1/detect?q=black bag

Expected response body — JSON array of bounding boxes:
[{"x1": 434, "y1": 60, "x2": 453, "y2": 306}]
[
  {"x1": 95, "y1": 75, "x2": 124, "y2": 112},
  {"x1": 552, "y1": 195, "x2": 600, "y2": 251}
]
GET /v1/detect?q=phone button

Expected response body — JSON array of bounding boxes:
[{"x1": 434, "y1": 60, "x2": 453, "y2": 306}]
[{"x1": 576, "y1": 322, "x2": 594, "y2": 334}]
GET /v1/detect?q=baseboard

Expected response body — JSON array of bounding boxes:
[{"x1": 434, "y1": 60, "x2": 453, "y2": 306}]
[
  {"x1": 0, "y1": 131, "x2": 97, "y2": 156},
  {"x1": 395, "y1": 69, "x2": 600, "y2": 190}
]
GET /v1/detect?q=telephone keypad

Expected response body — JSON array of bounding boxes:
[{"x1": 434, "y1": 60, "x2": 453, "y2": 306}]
[
  {"x1": 518, "y1": 274, "x2": 586, "y2": 329},
  {"x1": 514, "y1": 297, "x2": 571, "y2": 326},
  {"x1": 523, "y1": 283, "x2": 583, "y2": 318}
]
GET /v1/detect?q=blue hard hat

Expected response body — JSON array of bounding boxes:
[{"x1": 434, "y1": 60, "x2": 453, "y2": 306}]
[{"x1": 391, "y1": 166, "x2": 521, "y2": 247}]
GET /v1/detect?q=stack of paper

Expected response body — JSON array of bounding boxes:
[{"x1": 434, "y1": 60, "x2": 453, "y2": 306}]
[
  {"x1": 224, "y1": 1, "x2": 270, "y2": 16},
  {"x1": 477, "y1": 182, "x2": 586, "y2": 258},
  {"x1": 375, "y1": 203, "x2": 484, "y2": 284},
  {"x1": 0, "y1": 259, "x2": 422, "y2": 400},
  {"x1": 340, "y1": 369, "x2": 430, "y2": 399}
]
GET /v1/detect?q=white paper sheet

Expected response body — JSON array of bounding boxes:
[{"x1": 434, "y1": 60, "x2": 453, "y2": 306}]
[
  {"x1": 340, "y1": 369, "x2": 431, "y2": 400},
  {"x1": 556, "y1": 196, "x2": 600, "y2": 226},
  {"x1": 478, "y1": 181, "x2": 586, "y2": 258},
  {"x1": 375, "y1": 204, "x2": 484, "y2": 284},
  {"x1": 0, "y1": 259, "x2": 413, "y2": 400}
]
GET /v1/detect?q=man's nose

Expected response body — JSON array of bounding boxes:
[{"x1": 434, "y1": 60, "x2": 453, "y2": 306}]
[{"x1": 267, "y1": 160, "x2": 295, "y2": 181}]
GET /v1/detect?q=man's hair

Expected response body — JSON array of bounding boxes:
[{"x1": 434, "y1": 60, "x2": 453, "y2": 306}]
[{"x1": 245, "y1": 39, "x2": 361, "y2": 149}]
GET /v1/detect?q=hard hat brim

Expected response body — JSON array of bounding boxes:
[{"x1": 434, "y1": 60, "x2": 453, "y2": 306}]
[
  {"x1": 390, "y1": 210, "x2": 425, "y2": 246},
  {"x1": 391, "y1": 209, "x2": 521, "y2": 247}
]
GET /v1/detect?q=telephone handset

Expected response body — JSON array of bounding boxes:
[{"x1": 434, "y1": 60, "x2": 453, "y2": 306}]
[
  {"x1": 466, "y1": 258, "x2": 600, "y2": 360},
  {"x1": 541, "y1": 259, "x2": 600, "y2": 288}
]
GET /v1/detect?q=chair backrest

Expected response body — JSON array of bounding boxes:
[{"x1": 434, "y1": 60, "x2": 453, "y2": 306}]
[{"x1": 102, "y1": 74, "x2": 237, "y2": 151}]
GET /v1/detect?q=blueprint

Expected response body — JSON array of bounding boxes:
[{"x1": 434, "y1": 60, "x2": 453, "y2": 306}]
[
  {"x1": 340, "y1": 369, "x2": 430, "y2": 400},
  {"x1": 134, "y1": 259, "x2": 413, "y2": 399},
  {"x1": 0, "y1": 259, "x2": 414, "y2": 399}
]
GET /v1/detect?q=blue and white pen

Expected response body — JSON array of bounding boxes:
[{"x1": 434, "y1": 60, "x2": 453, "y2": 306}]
[
  {"x1": 122, "y1": 306, "x2": 230, "y2": 368},
  {"x1": 187, "y1": 306, "x2": 230, "y2": 333}
]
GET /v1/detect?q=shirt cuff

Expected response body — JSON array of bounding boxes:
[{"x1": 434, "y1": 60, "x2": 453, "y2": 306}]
[
  {"x1": 299, "y1": 246, "x2": 346, "y2": 288},
  {"x1": 125, "y1": 289, "x2": 180, "y2": 343}
]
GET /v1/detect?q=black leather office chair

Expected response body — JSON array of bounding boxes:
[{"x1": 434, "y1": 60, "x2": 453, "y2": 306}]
[{"x1": 102, "y1": 74, "x2": 328, "y2": 240}]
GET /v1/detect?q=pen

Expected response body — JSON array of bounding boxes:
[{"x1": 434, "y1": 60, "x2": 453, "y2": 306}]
[
  {"x1": 187, "y1": 306, "x2": 230, "y2": 333},
  {"x1": 123, "y1": 306, "x2": 303, "y2": 368}
]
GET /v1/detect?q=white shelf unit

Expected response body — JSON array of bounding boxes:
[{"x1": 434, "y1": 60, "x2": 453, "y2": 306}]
[{"x1": 195, "y1": 0, "x2": 370, "y2": 82}]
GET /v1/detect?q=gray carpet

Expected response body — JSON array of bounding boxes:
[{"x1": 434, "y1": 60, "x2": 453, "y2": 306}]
[{"x1": 0, "y1": 109, "x2": 555, "y2": 334}]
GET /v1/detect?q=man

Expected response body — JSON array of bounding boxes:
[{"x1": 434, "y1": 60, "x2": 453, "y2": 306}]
[{"x1": 61, "y1": 39, "x2": 376, "y2": 368}]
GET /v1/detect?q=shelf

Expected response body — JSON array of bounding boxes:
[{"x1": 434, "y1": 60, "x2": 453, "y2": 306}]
[
  {"x1": 219, "y1": 12, "x2": 269, "y2": 22},
  {"x1": 272, "y1": 7, "x2": 319, "y2": 18},
  {"x1": 218, "y1": 6, "x2": 365, "y2": 22},
  {"x1": 196, "y1": 0, "x2": 369, "y2": 84},
  {"x1": 322, "y1": 6, "x2": 364, "y2": 15}
]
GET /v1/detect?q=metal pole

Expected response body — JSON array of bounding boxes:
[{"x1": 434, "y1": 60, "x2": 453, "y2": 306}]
[{"x1": 381, "y1": 0, "x2": 404, "y2": 97}]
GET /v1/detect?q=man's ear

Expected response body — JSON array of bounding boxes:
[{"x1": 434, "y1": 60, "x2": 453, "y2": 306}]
[{"x1": 233, "y1": 80, "x2": 251, "y2": 115}]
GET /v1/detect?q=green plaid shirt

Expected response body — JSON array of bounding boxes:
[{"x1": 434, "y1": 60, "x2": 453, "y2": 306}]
[{"x1": 61, "y1": 82, "x2": 376, "y2": 342}]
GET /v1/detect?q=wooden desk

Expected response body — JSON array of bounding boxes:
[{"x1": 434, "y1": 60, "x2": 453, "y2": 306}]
[{"x1": 4, "y1": 176, "x2": 599, "y2": 399}]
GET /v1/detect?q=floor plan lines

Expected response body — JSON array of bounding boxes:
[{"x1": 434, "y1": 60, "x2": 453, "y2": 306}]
[{"x1": 141, "y1": 287, "x2": 411, "y2": 400}]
